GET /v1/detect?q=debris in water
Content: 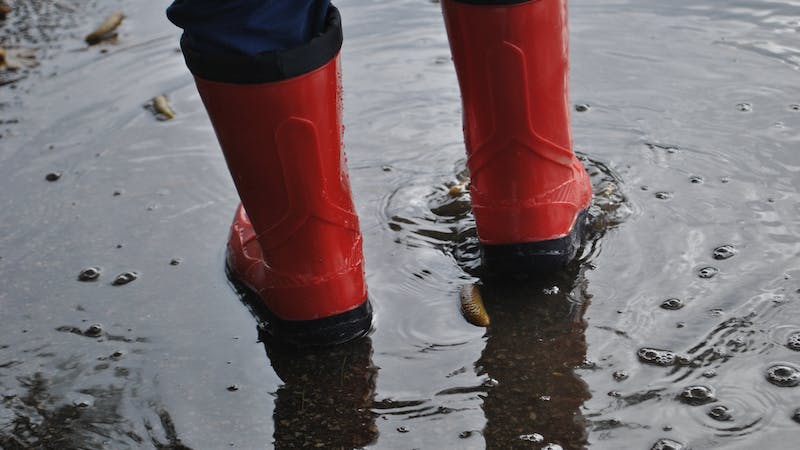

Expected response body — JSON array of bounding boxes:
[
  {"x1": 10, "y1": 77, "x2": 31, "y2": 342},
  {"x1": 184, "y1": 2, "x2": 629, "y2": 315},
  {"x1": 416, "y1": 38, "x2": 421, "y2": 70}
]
[
  {"x1": 651, "y1": 438, "x2": 684, "y2": 450},
  {"x1": 766, "y1": 364, "x2": 800, "y2": 387},
  {"x1": 45, "y1": 171, "x2": 61, "y2": 182},
  {"x1": 712, "y1": 244, "x2": 736, "y2": 260},
  {"x1": 77, "y1": 266, "x2": 101, "y2": 281},
  {"x1": 86, "y1": 11, "x2": 125, "y2": 45},
  {"x1": 0, "y1": 2, "x2": 11, "y2": 20},
  {"x1": 112, "y1": 271, "x2": 138, "y2": 286},
  {"x1": 459, "y1": 284, "x2": 489, "y2": 327},
  {"x1": 660, "y1": 298, "x2": 684, "y2": 310},
  {"x1": 84, "y1": 324, "x2": 103, "y2": 337},
  {"x1": 637, "y1": 348, "x2": 677, "y2": 366},
  {"x1": 708, "y1": 405, "x2": 733, "y2": 421},
  {"x1": 787, "y1": 332, "x2": 800, "y2": 351},
  {"x1": 152, "y1": 95, "x2": 176, "y2": 120},
  {"x1": 698, "y1": 266, "x2": 718, "y2": 279},
  {"x1": 678, "y1": 385, "x2": 716, "y2": 405}
]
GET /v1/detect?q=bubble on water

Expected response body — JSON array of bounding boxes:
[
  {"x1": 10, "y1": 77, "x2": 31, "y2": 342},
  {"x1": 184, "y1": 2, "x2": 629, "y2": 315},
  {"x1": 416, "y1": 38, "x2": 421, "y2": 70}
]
[
  {"x1": 519, "y1": 433, "x2": 544, "y2": 443},
  {"x1": 77, "y1": 266, "x2": 101, "y2": 281},
  {"x1": 708, "y1": 405, "x2": 733, "y2": 421},
  {"x1": 786, "y1": 332, "x2": 800, "y2": 351},
  {"x1": 575, "y1": 103, "x2": 590, "y2": 112},
  {"x1": 712, "y1": 245, "x2": 736, "y2": 260},
  {"x1": 766, "y1": 364, "x2": 800, "y2": 387},
  {"x1": 651, "y1": 438, "x2": 685, "y2": 450},
  {"x1": 613, "y1": 370, "x2": 629, "y2": 381},
  {"x1": 655, "y1": 191, "x2": 673, "y2": 200},
  {"x1": 112, "y1": 271, "x2": 138, "y2": 286},
  {"x1": 661, "y1": 298, "x2": 684, "y2": 310},
  {"x1": 638, "y1": 348, "x2": 677, "y2": 366},
  {"x1": 84, "y1": 324, "x2": 103, "y2": 337},
  {"x1": 397, "y1": 426, "x2": 409, "y2": 433},
  {"x1": 789, "y1": 104, "x2": 800, "y2": 111},
  {"x1": 698, "y1": 267, "x2": 718, "y2": 279},
  {"x1": 736, "y1": 102, "x2": 752, "y2": 112},
  {"x1": 45, "y1": 171, "x2": 61, "y2": 181},
  {"x1": 678, "y1": 385, "x2": 716, "y2": 405},
  {"x1": 689, "y1": 175, "x2": 704, "y2": 184},
  {"x1": 702, "y1": 369, "x2": 717, "y2": 378},
  {"x1": 226, "y1": 385, "x2": 239, "y2": 392}
]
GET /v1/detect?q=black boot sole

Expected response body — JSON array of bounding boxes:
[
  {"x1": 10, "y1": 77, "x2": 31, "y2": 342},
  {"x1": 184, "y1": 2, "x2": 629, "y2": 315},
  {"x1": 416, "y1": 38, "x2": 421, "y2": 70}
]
[
  {"x1": 480, "y1": 209, "x2": 590, "y2": 276},
  {"x1": 225, "y1": 265, "x2": 373, "y2": 347}
]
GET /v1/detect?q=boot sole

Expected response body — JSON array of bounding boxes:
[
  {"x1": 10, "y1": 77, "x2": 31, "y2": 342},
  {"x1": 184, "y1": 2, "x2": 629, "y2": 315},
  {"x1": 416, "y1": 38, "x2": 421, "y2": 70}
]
[
  {"x1": 225, "y1": 264, "x2": 373, "y2": 347},
  {"x1": 480, "y1": 209, "x2": 589, "y2": 276}
]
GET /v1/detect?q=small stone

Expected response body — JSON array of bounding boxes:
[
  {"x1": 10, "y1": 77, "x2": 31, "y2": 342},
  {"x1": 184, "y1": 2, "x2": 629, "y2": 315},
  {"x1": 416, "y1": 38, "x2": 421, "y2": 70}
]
[
  {"x1": 84, "y1": 324, "x2": 103, "y2": 337},
  {"x1": 112, "y1": 272, "x2": 138, "y2": 286},
  {"x1": 652, "y1": 438, "x2": 684, "y2": 450},
  {"x1": 77, "y1": 267, "x2": 101, "y2": 282},
  {"x1": 613, "y1": 370, "x2": 629, "y2": 382},
  {"x1": 660, "y1": 298, "x2": 684, "y2": 310},
  {"x1": 678, "y1": 385, "x2": 716, "y2": 405}
]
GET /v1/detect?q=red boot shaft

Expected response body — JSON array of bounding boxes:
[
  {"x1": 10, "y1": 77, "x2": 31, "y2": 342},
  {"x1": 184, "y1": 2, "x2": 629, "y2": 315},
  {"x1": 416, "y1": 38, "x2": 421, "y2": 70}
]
[
  {"x1": 179, "y1": 7, "x2": 371, "y2": 342},
  {"x1": 442, "y1": 0, "x2": 591, "y2": 246}
]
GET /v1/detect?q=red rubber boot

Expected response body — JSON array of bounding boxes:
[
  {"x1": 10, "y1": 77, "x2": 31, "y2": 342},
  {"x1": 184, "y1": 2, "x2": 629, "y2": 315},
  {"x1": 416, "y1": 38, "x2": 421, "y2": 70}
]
[
  {"x1": 181, "y1": 7, "x2": 371, "y2": 345},
  {"x1": 442, "y1": 0, "x2": 592, "y2": 274}
]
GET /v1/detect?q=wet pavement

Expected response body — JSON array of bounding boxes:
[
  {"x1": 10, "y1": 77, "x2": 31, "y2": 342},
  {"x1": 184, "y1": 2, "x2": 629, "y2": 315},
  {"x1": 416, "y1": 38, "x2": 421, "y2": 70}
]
[{"x1": 1, "y1": 0, "x2": 799, "y2": 448}]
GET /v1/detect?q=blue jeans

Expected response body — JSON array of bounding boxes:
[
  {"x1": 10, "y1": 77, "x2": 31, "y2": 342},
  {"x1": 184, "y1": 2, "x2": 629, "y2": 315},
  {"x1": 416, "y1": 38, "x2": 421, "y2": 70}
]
[{"x1": 167, "y1": 0, "x2": 331, "y2": 55}]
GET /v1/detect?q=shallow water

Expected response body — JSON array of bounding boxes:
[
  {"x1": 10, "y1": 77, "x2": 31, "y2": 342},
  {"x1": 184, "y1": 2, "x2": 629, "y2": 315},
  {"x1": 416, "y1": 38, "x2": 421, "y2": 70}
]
[{"x1": 1, "y1": 0, "x2": 799, "y2": 448}]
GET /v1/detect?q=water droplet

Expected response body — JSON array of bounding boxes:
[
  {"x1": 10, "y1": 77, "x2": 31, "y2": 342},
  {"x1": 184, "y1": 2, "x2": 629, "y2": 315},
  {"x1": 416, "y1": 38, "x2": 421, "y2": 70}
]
[
  {"x1": 712, "y1": 245, "x2": 736, "y2": 260},
  {"x1": 77, "y1": 266, "x2": 101, "y2": 281},
  {"x1": 652, "y1": 438, "x2": 685, "y2": 450},
  {"x1": 227, "y1": 385, "x2": 239, "y2": 392},
  {"x1": 397, "y1": 426, "x2": 409, "y2": 433},
  {"x1": 689, "y1": 175, "x2": 704, "y2": 184},
  {"x1": 45, "y1": 172, "x2": 61, "y2": 182},
  {"x1": 84, "y1": 324, "x2": 103, "y2": 337},
  {"x1": 678, "y1": 385, "x2": 716, "y2": 405},
  {"x1": 519, "y1": 433, "x2": 544, "y2": 443},
  {"x1": 766, "y1": 364, "x2": 800, "y2": 387},
  {"x1": 169, "y1": 258, "x2": 182, "y2": 266},
  {"x1": 613, "y1": 370, "x2": 629, "y2": 382},
  {"x1": 708, "y1": 405, "x2": 733, "y2": 421},
  {"x1": 736, "y1": 102, "x2": 752, "y2": 112},
  {"x1": 698, "y1": 267, "x2": 718, "y2": 279},
  {"x1": 638, "y1": 348, "x2": 677, "y2": 366},
  {"x1": 655, "y1": 191, "x2": 672, "y2": 200},
  {"x1": 112, "y1": 272, "x2": 138, "y2": 286},
  {"x1": 660, "y1": 298, "x2": 684, "y2": 310},
  {"x1": 575, "y1": 103, "x2": 590, "y2": 112},
  {"x1": 787, "y1": 332, "x2": 800, "y2": 351}
]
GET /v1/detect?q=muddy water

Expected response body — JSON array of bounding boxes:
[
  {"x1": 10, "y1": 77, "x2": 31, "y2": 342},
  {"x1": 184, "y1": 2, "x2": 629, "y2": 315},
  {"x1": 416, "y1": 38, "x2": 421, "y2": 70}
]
[{"x1": 1, "y1": 0, "x2": 799, "y2": 448}]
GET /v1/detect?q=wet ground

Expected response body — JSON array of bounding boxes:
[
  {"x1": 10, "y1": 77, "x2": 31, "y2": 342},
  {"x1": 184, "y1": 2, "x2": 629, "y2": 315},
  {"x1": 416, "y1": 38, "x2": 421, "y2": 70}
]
[{"x1": 1, "y1": 0, "x2": 799, "y2": 448}]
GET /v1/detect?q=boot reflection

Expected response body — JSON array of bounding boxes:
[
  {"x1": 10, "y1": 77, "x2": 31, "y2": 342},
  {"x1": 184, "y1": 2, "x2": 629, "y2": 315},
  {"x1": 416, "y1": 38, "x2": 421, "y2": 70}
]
[
  {"x1": 476, "y1": 268, "x2": 591, "y2": 449},
  {"x1": 264, "y1": 336, "x2": 378, "y2": 449}
]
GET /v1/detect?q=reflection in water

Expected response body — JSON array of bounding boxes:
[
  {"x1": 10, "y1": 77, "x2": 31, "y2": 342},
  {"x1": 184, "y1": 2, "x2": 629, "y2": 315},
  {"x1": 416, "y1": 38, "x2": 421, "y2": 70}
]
[
  {"x1": 475, "y1": 267, "x2": 591, "y2": 449},
  {"x1": 235, "y1": 286, "x2": 378, "y2": 449},
  {"x1": 265, "y1": 337, "x2": 378, "y2": 449}
]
